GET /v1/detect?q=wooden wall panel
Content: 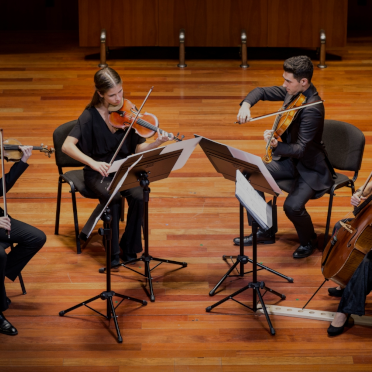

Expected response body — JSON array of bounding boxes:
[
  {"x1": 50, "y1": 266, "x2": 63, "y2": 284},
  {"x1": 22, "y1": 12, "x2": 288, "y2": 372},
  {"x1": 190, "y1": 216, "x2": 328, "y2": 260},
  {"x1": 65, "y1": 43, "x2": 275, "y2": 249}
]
[
  {"x1": 79, "y1": 0, "x2": 158, "y2": 47},
  {"x1": 267, "y1": 0, "x2": 348, "y2": 48},
  {"x1": 158, "y1": 0, "x2": 268, "y2": 47}
]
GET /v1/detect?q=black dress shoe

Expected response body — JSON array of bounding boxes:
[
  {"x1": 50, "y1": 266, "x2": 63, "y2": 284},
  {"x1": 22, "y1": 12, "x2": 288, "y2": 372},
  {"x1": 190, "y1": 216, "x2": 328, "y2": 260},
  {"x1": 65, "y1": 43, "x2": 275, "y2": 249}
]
[
  {"x1": 0, "y1": 312, "x2": 18, "y2": 336},
  {"x1": 327, "y1": 314, "x2": 353, "y2": 336},
  {"x1": 293, "y1": 236, "x2": 318, "y2": 258},
  {"x1": 233, "y1": 230, "x2": 275, "y2": 246},
  {"x1": 328, "y1": 287, "x2": 344, "y2": 297}
]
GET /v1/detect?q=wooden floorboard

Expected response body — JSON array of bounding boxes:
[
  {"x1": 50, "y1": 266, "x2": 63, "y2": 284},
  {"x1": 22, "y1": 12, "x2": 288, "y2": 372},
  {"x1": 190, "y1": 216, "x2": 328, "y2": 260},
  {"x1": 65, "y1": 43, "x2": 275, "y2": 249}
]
[{"x1": 0, "y1": 32, "x2": 372, "y2": 371}]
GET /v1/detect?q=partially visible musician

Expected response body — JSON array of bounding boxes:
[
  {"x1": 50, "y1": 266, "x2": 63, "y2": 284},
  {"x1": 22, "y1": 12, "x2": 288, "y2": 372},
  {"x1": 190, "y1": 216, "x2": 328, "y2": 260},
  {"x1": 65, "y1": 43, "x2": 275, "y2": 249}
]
[
  {"x1": 327, "y1": 180, "x2": 372, "y2": 336},
  {"x1": 235, "y1": 55, "x2": 334, "y2": 258},
  {"x1": 0, "y1": 147, "x2": 46, "y2": 336},
  {"x1": 62, "y1": 67, "x2": 172, "y2": 268}
]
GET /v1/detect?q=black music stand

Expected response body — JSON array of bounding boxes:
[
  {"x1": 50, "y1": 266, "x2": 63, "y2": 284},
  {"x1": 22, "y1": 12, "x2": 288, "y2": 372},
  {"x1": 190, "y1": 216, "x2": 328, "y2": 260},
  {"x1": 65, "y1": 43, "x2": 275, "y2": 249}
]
[
  {"x1": 197, "y1": 136, "x2": 293, "y2": 296},
  {"x1": 59, "y1": 208, "x2": 147, "y2": 343},
  {"x1": 87, "y1": 138, "x2": 201, "y2": 302}
]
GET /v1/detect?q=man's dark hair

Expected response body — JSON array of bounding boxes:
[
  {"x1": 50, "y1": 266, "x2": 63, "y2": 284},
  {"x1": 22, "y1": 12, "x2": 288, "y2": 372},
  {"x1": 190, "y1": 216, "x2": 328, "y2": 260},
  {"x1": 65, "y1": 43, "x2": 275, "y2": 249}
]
[{"x1": 283, "y1": 56, "x2": 313, "y2": 83}]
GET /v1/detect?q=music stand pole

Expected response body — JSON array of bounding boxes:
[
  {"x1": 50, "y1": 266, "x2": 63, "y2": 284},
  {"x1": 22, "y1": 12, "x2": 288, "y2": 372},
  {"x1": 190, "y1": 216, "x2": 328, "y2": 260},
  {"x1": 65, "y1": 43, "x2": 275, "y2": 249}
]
[
  {"x1": 206, "y1": 205, "x2": 285, "y2": 335},
  {"x1": 59, "y1": 208, "x2": 147, "y2": 343}
]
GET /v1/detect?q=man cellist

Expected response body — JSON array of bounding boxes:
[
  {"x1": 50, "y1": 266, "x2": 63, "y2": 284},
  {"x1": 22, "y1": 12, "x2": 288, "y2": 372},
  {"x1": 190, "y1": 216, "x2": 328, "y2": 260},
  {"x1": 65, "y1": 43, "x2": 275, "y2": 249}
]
[
  {"x1": 327, "y1": 180, "x2": 372, "y2": 336},
  {"x1": 235, "y1": 55, "x2": 334, "y2": 258}
]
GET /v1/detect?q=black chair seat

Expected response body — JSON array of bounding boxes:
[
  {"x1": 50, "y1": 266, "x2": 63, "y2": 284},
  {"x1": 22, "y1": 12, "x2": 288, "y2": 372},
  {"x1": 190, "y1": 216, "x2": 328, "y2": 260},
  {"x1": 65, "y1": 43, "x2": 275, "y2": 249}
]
[
  {"x1": 277, "y1": 172, "x2": 351, "y2": 196},
  {"x1": 332, "y1": 172, "x2": 352, "y2": 191},
  {"x1": 62, "y1": 170, "x2": 97, "y2": 199}
]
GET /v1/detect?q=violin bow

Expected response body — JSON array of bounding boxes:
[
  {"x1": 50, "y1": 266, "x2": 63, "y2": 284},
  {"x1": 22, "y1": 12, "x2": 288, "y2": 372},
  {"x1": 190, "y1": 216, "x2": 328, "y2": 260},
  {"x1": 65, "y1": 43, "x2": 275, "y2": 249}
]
[
  {"x1": 101, "y1": 86, "x2": 154, "y2": 183},
  {"x1": 0, "y1": 129, "x2": 10, "y2": 238},
  {"x1": 235, "y1": 99, "x2": 324, "y2": 124}
]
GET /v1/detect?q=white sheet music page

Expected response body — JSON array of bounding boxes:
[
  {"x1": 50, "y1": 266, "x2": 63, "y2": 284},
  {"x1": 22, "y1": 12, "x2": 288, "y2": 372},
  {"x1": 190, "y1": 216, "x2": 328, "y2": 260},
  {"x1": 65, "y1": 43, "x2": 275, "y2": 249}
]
[{"x1": 235, "y1": 169, "x2": 272, "y2": 230}]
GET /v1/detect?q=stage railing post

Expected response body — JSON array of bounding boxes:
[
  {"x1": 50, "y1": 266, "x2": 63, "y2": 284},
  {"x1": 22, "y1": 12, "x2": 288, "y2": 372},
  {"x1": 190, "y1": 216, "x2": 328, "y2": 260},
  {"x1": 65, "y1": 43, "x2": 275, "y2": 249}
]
[
  {"x1": 177, "y1": 29, "x2": 187, "y2": 68},
  {"x1": 317, "y1": 29, "x2": 327, "y2": 69},
  {"x1": 99, "y1": 29, "x2": 108, "y2": 68},
  {"x1": 240, "y1": 29, "x2": 249, "y2": 68}
]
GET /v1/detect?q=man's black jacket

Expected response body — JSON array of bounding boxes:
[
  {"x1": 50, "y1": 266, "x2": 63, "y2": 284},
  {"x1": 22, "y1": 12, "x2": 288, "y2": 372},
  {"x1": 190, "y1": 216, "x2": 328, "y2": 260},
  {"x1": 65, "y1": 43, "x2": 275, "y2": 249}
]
[{"x1": 242, "y1": 84, "x2": 334, "y2": 194}]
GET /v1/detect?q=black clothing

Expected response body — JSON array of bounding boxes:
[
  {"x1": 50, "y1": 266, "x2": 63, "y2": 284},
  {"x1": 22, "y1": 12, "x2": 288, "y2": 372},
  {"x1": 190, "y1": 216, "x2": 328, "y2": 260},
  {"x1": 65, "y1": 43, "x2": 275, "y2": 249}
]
[
  {"x1": 0, "y1": 162, "x2": 46, "y2": 313},
  {"x1": 84, "y1": 171, "x2": 143, "y2": 256},
  {"x1": 69, "y1": 107, "x2": 146, "y2": 171},
  {"x1": 338, "y1": 252, "x2": 372, "y2": 316},
  {"x1": 70, "y1": 108, "x2": 146, "y2": 256},
  {"x1": 242, "y1": 84, "x2": 334, "y2": 245},
  {"x1": 242, "y1": 84, "x2": 334, "y2": 196},
  {"x1": 330, "y1": 220, "x2": 372, "y2": 316}
]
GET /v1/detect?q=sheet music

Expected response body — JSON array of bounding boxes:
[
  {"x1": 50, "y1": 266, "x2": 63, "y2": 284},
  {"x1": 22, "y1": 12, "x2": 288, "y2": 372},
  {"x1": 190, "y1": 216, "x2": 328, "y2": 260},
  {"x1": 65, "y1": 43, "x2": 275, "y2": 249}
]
[
  {"x1": 235, "y1": 169, "x2": 272, "y2": 231},
  {"x1": 81, "y1": 156, "x2": 143, "y2": 239},
  {"x1": 108, "y1": 137, "x2": 202, "y2": 174},
  {"x1": 160, "y1": 137, "x2": 202, "y2": 171},
  {"x1": 228, "y1": 147, "x2": 282, "y2": 195}
]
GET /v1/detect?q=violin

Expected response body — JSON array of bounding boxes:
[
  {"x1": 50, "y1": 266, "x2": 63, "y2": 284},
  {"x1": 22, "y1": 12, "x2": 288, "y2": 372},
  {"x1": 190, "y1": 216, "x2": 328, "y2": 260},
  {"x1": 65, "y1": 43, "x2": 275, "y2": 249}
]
[
  {"x1": 2, "y1": 138, "x2": 55, "y2": 162},
  {"x1": 321, "y1": 173, "x2": 372, "y2": 287},
  {"x1": 262, "y1": 94, "x2": 308, "y2": 163},
  {"x1": 109, "y1": 98, "x2": 184, "y2": 142}
]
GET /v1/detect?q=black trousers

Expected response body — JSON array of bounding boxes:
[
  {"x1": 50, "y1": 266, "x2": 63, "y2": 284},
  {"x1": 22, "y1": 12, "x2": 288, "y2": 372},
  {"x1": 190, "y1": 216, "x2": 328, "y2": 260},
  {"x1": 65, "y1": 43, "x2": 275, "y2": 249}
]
[
  {"x1": 247, "y1": 157, "x2": 316, "y2": 246},
  {"x1": 338, "y1": 252, "x2": 372, "y2": 316},
  {"x1": 0, "y1": 217, "x2": 46, "y2": 313},
  {"x1": 84, "y1": 171, "x2": 143, "y2": 257}
]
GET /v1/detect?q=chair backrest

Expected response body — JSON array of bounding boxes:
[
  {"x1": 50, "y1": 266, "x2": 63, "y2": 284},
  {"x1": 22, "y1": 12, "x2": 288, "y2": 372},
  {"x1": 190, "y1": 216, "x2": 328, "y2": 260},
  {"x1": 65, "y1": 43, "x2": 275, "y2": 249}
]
[
  {"x1": 322, "y1": 120, "x2": 365, "y2": 172},
  {"x1": 53, "y1": 120, "x2": 85, "y2": 169}
]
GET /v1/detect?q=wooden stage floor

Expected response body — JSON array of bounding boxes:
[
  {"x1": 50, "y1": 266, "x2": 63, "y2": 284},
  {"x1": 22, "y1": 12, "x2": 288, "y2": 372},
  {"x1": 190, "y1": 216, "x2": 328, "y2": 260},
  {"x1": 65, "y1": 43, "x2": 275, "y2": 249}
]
[{"x1": 0, "y1": 33, "x2": 372, "y2": 371}]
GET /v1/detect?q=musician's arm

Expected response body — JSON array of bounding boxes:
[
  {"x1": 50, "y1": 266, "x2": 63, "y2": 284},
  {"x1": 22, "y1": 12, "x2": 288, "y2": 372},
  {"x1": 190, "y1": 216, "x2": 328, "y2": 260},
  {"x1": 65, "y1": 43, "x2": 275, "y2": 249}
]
[
  {"x1": 238, "y1": 86, "x2": 287, "y2": 124},
  {"x1": 136, "y1": 129, "x2": 173, "y2": 153},
  {"x1": 0, "y1": 161, "x2": 29, "y2": 197},
  {"x1": 241, "y1": 86, "x2": 287, "y2": 107}
]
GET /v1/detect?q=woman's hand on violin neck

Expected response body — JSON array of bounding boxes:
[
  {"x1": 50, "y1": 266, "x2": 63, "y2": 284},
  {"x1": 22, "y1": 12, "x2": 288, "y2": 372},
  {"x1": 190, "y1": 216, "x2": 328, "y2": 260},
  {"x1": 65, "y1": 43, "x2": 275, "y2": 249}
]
[
  {"x1": 155, "y1": 129, "x2": 173, "y2": 145},
  {"x1": 19, "y1": 145, "x2": 33, "y2": 163},
  {"x1": 0, "y1": 216, "x2": 11, "y2": 231},
  {"x1": 90, "y1": 161, "x2": 110, "y2": 177},
  {"x1": 264, "y1": 130, "x2": 278, "y2": 148},
  {"x1": 237, "y1": 102, "x2": 251, "y2": 124}
]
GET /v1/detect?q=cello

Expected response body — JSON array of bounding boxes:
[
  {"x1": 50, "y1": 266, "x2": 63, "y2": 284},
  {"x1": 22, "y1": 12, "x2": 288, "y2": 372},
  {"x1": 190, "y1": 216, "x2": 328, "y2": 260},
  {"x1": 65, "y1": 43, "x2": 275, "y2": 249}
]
[{"x1": 321, "y1": 173, "x2": 372, "y2": 287}]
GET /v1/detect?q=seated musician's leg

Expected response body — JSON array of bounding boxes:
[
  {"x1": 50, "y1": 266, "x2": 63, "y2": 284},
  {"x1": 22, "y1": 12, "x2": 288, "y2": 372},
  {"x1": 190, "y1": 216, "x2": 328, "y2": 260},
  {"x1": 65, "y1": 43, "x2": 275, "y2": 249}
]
[
  {"x1": 234, "y1": 158, "x2": 295, "y2": 246},
  {"x1": 283, "y1": 176, "x2": 317, "y2": 258},
  {"x1": 327, "y1": 252, "x2": 372, "y2": 336},
  {"x1": 84, "y1": 172, "x2": 121, "y2": 265},
  {"x1": 0, "y1": 218, "x2": 45, "y2": 336},
  {"x1": 120, "y1": 186, "x2": 144, "y2": 260}
]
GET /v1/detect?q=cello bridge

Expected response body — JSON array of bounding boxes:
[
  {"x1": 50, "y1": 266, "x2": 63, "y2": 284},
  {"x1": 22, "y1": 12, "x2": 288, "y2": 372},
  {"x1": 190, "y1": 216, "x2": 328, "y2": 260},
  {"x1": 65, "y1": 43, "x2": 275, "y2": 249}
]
[{"x1": 340, "y1": 221, "x2": 354, "y2": 234}]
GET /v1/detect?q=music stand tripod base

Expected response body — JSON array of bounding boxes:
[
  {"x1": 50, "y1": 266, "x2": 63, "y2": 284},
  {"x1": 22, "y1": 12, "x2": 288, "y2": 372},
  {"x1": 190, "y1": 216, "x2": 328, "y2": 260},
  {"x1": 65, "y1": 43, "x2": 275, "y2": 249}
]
[
  {"x1": 59, "y1": 210, "x2": 147, "y2": 343},
  {"x1": 206, "y1": 219, "x2": 286, "y2": 335},
  {"x1": 209, "y1": 201, "x2": 293, "y2": 297},
  {"x1": 99, "y1": 171, "x2": 187, "y2": 302}
]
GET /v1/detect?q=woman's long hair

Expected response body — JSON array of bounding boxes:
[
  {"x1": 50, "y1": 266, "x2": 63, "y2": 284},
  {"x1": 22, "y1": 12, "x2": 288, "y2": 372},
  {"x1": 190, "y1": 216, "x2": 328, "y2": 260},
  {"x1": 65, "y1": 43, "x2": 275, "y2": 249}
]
[{"x1": 86, "y1": 67, "x2": 122, "y2": 109}]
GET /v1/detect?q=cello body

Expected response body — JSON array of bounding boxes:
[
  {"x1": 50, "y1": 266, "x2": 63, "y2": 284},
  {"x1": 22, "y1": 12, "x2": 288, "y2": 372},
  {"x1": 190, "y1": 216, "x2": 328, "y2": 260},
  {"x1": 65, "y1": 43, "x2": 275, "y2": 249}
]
[{"x1": 321, "y1": 203, "x2": 372, "y2": 287}]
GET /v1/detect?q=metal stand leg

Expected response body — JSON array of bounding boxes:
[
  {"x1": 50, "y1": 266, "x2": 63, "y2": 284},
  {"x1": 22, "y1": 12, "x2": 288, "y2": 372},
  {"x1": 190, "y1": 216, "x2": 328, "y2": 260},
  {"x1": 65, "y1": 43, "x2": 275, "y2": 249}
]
[
  {"x1": 98, "y1": 172, "x2": 187, "y2": 302},
  {"x1": 209, "y1": 203, "x2": 293, "y2": 296},
  {"x1": 59, "y1": 210, "x2": 147, "y2": 343},
  {"x1": 206, "y1": 218, "x2": 286, "y2": 335}
]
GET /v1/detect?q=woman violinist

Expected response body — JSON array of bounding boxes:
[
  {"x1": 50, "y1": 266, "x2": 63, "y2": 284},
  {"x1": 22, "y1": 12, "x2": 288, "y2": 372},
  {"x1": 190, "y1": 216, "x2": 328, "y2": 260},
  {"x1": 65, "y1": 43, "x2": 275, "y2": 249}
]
[
  {"x1": 326, "y1": 179, "x2": 372, "y2": 336},
  {"x1": 62, "y1": 67, "x2": 173, "y2": 266}
]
